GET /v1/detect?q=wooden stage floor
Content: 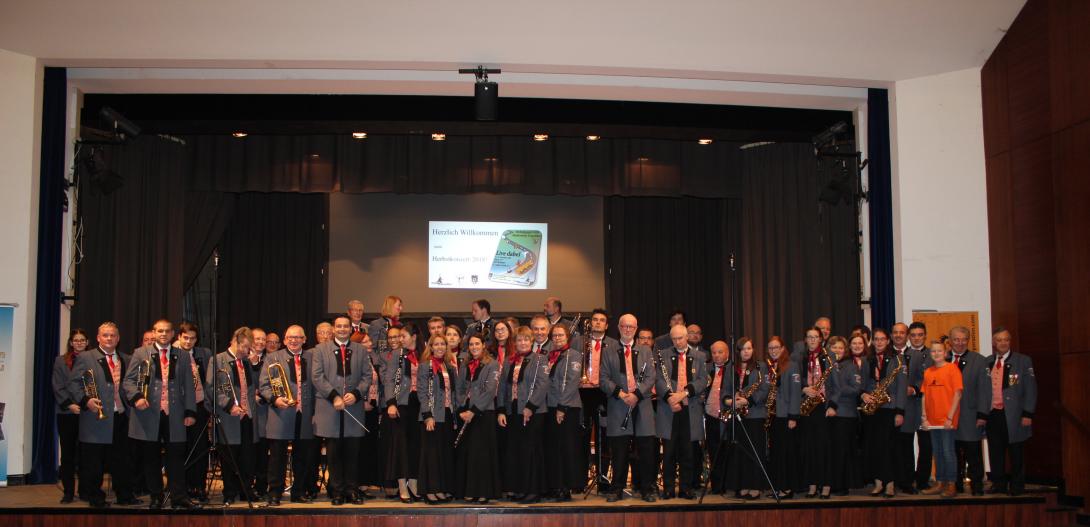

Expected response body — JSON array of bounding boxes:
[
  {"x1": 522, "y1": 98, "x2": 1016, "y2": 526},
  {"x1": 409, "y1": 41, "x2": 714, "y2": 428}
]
[{"x1": 0, "y1": 484, "x2": 1073, "y2": 527}]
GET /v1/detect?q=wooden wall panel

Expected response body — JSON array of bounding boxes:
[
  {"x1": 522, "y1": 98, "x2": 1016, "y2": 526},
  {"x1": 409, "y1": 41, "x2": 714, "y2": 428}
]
[
  {"x1": 1004, "y1": 0, "x2": 1052, "y2": 148},
  {"x1": 985, "y1": 152, "x2": 1018, "y2": 336},
  {"x1": 982, "y1": 40, "x2": 1011, "y2": 157},
  {"x1": 1051, "y1": 121, "x2": 1090, "y2": 352},
  {"x1": 1047, "y1": 0, "x2": 1090, "y2": 132}
]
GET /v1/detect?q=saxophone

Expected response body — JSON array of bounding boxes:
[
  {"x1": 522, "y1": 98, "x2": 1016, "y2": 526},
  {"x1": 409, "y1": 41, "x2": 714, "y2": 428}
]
[
  {"x1": 719, "y1": 368, "x2": 763, "y2": 421},
  {"x1": 799, "y1": 349, "x2": 834, "y2": 416},
  {"x1": 764, "y1": 359, "x2": 779, "y2": 439},
  {"x1": 861, "y1": 355, "x2": 904, "y2": 415}
]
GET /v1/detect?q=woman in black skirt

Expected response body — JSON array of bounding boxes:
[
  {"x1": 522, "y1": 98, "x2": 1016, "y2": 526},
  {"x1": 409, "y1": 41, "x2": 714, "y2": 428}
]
[
  {"x1": 544, "y1": 323, "x2": 584, "y2": 501},
  {"x1": 861, "y1": 327, "x2": 906, "y2": 498},
  {"x1": 826, "y1": 335, "x2": 864, "y2": 496},
  {"x1": 417, "y1": 335, "x2": 458, "y2": 504},
  {"x1": 797, "y1": 326, "x2": 837, "y2": 499},
  {"x1": 454, "y1": 335, "x2": 501, "y2": 503},
  {"x1": 723, "y1": 337, "x2": 770, "y2": 500},
  {"x1": 380, "y1": 325, "x2": 421, "y2": 502},
  {"x1": 497, "y1": 326, "x2": 549, "y2": 503},
  {"x1": 766, "y1": 336, "x2": 800, "y2": 499},
  {"x1": 53, "y1": 328, "x2": 88, "y2": 503},
  {"x1": 357, "y1": 331, "x2": 385, "y2": 496},
  {"x1": 489, "y1": 320, "x2": 515, "y2": 490}
]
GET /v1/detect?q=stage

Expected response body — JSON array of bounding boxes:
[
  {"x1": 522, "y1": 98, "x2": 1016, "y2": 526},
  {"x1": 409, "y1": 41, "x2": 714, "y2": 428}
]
[{"x1": 0, "y1": 484, "x2": 1076, "y2": 527}]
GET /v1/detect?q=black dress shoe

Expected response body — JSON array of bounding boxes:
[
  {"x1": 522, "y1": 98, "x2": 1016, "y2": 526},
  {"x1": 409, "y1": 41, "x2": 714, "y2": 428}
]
[
  {"x1": 116, "y1": 497, "x2": 142, "y2": 506},
  {"x1": 606, "y1": 492, "x2": 623, "y2": 503},
  {"x1": 660, "y1": 490, "x2": 675, "y2": 500},
  {"x1": 172, "y1": 499, "x2": 200, "y2": 510},
  {"x1": 331, "y1": 497, "x2": 345, "y2": 506},
  {"x1": 678, "y1": 490, "x2": 696, "y2": 500},
  {"x1": 987, "y1": 486, "x2": 1008, "y2": 495},
  {"x1": 641, "y1": 492, "x2": 657, "y2": 503},
  {"x1": 267, "y1": 498, "x2": 281, "y2": 506},
  {"x1": 149, "y1": 496, "x2": 164, "y2": 510},
  {"x1": 1008, "y1": 488, "x2": 1024, "y2": 497},
  {"x1": 60, "y1": 494, "x2": 75, "y2": 504},
  {"x1": 971, "y1": 488, "x2": 984, "y2": 496},
  {"x1": 520, "y1": 494, "x2": 541, "y2": 504},
  {"x1": 89, "y1": 500, "x2": 110, "y2": 509},
  {"x1": 557, "y1": 489, "x2": 572, "y2": 502},
  {"x1": 805, "y1": 491, "x2": 818, "y2": 499},
  {"x1": 833, "y1": 490, "x2": 850, "y2": 497},
  {"x1": 350, "y1": 494, "x2": 366, "y2": 505}
]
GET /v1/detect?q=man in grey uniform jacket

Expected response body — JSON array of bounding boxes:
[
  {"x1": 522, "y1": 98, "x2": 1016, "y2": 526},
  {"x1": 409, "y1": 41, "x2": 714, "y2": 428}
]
[
  {"x1": 655, "y1": 324, "x2": 708, "y2": 499},
  {"x1": 948, "y1": 326, "x2": 991, "y2": 495},
  {"x1": 985, "y1": 327, "x2": 1037, "y2": 496},
  {"x1": 259, "y1": 325, "x2": 317, "y2": 505},
  {"x1": 68, "y1": 322, "x2": 140, "y2": 507},
  {"x1": 210, "y1": 327, "x2": 261, "y2": 505},
  {"x1": 311, "y1": 315, "x2": 372, "y2": 505},
  {"x1": 600, "y1": 314, "x2": 657, "y2": 503},
  {"x1": 122, "y1": 319, "x2": 198, "y2": 510}
]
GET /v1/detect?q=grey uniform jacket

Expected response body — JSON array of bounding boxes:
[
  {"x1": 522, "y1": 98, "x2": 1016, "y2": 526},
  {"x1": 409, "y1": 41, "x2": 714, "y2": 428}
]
[
  {"x1": 53, "y1": 355, "x2": 78, "y2": 414},
  {"x1": 457, "y1": 359, "x2": 500, "y2": 414},
  {"x1": 311, "y1": 340, "x2": 372, "y2": 438},
  {"x1": 600, "y1": 342, "x2": 656, "y2": 437},
  {"x1": 248, "y1": 352, "x2": 269, "y2": 438},
  {"x1": 546, "y1": 347, "x2": 584, "y2": 410},
  {"x1": 952, "y1": 351, "x2": 992, "y2": 442},
  {"x1": 123, "y1": 345, "x2": 197, "y2": 442},
  {"x1": 189, "y1": 346, "x2": 214, "y2": 412},
  {"x1": 654, "y1": 346, "x2": 709, "y2": 441},
  {"x1": 828, "y1": 359, "x2": 864, "y2": 418},
  {"x1": 986, "y1": 351, "x2": 1037, "y2": 444},
  {"x1": 900, "y1": 347, "x2": 933, "y2": 432},
  {"x1": 498, "y1": 352, "x2": 549, "y2": 416},
  {"x1": 210, "y1": 351, "x2": 261, "y2": 445},
  {"x1": 771, "y1": 360, "x2": 802, "y2": 419},
  {"x1": 864, "y1": 352, "x2": 907, "y2": 415},
  {"x1": 381, "y1": 350, "x2": 419, "y2": 408},
  {"x1": 418, "y1": 361, "x2": 459, "y2": 423},
  {"x1": 69, "y1": 348, "x2": 128, "y2": 444},
  {"x1": 258, "y1": 349, "x2": 316, "y2": 440},
  {"x1": 736, "y1": 361, "x2": 771, "y2": 420}
]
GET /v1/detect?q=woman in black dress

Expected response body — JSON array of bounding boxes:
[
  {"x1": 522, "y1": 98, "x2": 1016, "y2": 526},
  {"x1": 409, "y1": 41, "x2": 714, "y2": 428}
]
[
  {"x1": 798, "y1": 326, "x2": 837, "y2": 499},
  {"x1": 544, "y1": 323, "x2": 584, "y2": 501},
  {"x1": 826, "y1": 335, "x2": 864, "y2": 496},
  {"x1": 454, "y1": 335, "x2": 501, "y2": 503},
  {"x1": 497, "y1": 326, "x2": 549, "y2": 503},
  {"x1": 766, "y1": 336, "x2": 800, "y2": 499},
  {"x1": 861, "y1": 327, "x2": 906, "y2": 498},
  {"x1": 380, "y1": 326, "x2": 421, "y2": 502},
  {"x1": 723, "y1": 337, "x2": 771, "y2": 500},
  {"x1": 417, "y1": 335, "x2": 458, "y2": 504}
]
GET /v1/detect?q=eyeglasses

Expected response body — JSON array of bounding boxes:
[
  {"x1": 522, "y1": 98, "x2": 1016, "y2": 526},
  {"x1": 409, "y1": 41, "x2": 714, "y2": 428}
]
[{"x1": 767, "y1": 345, "x2": 782, "y2": 350}]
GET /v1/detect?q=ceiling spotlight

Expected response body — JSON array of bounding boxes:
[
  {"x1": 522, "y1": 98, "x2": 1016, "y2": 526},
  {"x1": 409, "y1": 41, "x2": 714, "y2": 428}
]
[
  {"x1": 351, "y1": 132, "x2": 368, "y2": 139},
  {"x1": 697, "y1": 138, "x2": 713, "y2": 145},
  {"x1": 459, "y1": 65, "x2": 501, "y2": 121},
  {"x1": 586, "y1": 135, "x2": 601, "y2": 141},
  {"x1": 637, "y1": 157, "x2": 649, "y2": 162},
  {"x1": 310, "y1": 154, "x2": 320, "y2": 159},
  {"x1": 431, "y1": 133, "x2": 446, "y2": 141},
  {"x1": 232, "y1": 132, "x2": 248, "y2": 138},
  {"x1": 533, "y1": 134, "x2": 549, "y2": 142}
]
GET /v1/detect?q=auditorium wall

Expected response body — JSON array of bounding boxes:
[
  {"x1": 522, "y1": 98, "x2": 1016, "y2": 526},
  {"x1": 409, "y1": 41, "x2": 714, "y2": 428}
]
[
  {"x1": 890, "y1": 66, "x2": 992, "y2": 343},
  {"x1": 0, "y1": 48, "x2": 43, "y2": 476}
]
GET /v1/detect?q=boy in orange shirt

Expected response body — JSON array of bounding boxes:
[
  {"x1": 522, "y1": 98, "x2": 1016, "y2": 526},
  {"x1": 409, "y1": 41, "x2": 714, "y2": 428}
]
[{"x1": 921, "y1": 340, "x2": 963, "y2": 498}]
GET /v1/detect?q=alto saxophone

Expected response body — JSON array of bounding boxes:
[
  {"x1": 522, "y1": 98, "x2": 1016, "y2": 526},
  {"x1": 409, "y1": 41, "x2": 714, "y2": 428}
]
[
  {"x1": 720, "y1": 368, "x2": 763, "y2": 421},
  {"x1": 81, "y1": 369, "x2": 106, "y2": 420},
  {"x1": 799, "y1": 349, "x2": 835, "y2": 416},
  {"x1": 861, "y1": 356, "x2": 904, "y2": 416},
  {"x1": 268, "y1": 362, "x2": 296, "y2": 406}
]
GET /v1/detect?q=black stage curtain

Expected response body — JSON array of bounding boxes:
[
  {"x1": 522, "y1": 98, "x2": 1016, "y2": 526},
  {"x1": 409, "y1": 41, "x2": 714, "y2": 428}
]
[
  {"x1": 189, "y1": 134, "x2": 743, "y2": 198},
  {"x1": 605, "y1": 196, "x2": 739, "y2": 343},
  {"x1": 215, "y1": 192, "x2": 328, "y2": 349},
  {"x1": 738, "y1": 143, "x2": 863, "y2": 342}
]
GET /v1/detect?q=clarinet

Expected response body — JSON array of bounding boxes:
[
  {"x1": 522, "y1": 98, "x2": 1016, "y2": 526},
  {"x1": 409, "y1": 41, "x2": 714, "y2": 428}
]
[
  {"x1": 426, "y1": 368, "x2": 436, "y2": 420},
  {"x1": 621, "y1": 359, "x2": 648, "y2": 431},
  {"x1": 525, "y1": 355, "x2": 541, "y2": 413},
  {"x1": 452, "y1": 367, "x2": 473, "y2": 448}
]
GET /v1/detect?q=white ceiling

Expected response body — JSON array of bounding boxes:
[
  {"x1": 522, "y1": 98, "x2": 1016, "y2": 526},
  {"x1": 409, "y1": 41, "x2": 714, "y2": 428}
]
[{"x1": 0, "y1": 0, "x2": 1025, "y2": 106}]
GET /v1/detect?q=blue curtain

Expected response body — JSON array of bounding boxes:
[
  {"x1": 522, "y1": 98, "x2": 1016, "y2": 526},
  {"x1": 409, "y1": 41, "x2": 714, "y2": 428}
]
[
  {"x1": 29, "y1": 67, "x2": 66, "y2": 483},
  {"x1": 867, "y1": 89, "x2": 896, "y2": 330}
]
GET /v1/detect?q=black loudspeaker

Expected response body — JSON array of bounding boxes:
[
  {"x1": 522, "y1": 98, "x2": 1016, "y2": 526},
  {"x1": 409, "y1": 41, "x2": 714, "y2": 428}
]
[{"x1": 475, "y1": 81, "x2": 498, "y2": 121}]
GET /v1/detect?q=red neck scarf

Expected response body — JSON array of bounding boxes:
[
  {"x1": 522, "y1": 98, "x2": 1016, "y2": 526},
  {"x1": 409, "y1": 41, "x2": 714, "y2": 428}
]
[
  {"x1": 468, "y1": 358, "x2": 481, "y2": 378},
  {"x1": 509, "y1": 349, "x2": 526, "y2": 364},
  {"x1": 404, "y1": 349, "x2": 418, "y2": 365},
  {"x1": 431, "y1": 357, "x2": 446, "y2": 375},
  {"x1": 549, "y1": 345, "x2": 569, "y2": 365}
]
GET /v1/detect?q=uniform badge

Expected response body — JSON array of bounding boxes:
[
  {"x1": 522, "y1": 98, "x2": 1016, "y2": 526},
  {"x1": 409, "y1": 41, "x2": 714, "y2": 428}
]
[
  {"x1": 791, "y1": 373, "x2": 801, "y2": 383},
  {"x1": 1008, "y1": 373, "x2": 1019, "y2": 386},
  {"x1": 1027, "y1": 367, "x2": 1035, "y2": 377},
  {"x1": 572, "y1": 362, "x2": 582, "y2": 372},
  {"x1": 853, "y1": 374, "x2": 862, "y2": 385}
]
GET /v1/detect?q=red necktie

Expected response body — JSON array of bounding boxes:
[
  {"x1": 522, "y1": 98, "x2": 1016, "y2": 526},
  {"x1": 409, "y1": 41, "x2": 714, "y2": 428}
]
[
  {"x1": 624, "y1": 345, "x2": 636, "y2": 393},
  {"x1": 159, "y1": 350, "x2": 170, "y2": 414},
  {"x1": 294, "y1": 354, "x2": 303, "y2": 411}
]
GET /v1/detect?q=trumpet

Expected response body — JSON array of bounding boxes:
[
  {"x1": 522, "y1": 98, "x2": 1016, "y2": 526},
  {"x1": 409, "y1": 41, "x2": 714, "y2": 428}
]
[
  {"x1": 268, "y1": 362, "x2": 296, "y2": 406},
  {"x1": 135, "y1": 359, "x2": 152, "y2": 400},
  {"x1": 219, "y1": 365, "x2": 241, "y2": 413},
  {"x1": 81, "y1": 370, "x2": 106, "y2": 420}
]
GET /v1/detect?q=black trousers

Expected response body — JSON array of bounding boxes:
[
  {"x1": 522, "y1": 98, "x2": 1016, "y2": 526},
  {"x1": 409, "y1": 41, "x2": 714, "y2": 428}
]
[
  {"x1": 141, "y1": 412, "x2": 187, "y2": 502},
  {"x1": 79, "y1": 414, "x2": 134, "y2": 503},
  {"x1": 661, "y1": 410, "x2": 694, "y2": 493},
  {"x1": 955, "y1": 439, "x2": 984, "y2": 492},
  {"x1": 219, "y1": 416, "x2": 256, "y2": 501},
  {"x1": 863, "y1": 408, "x2": 898, "y2": 484},
  {"x1": 57, "y1": 414, "x2": 80, "y2": 497},
  {"x1": 705, "y1": 414, "x2": 726, "y2": 493},
  {"x1": 579, "y1": 388, "x2": 609, "y2": 488},
  {"x1": 986, "y1": 410, "x2": 1025, "y2": 492},
  {"x1": 609, "y1": 435, "x2": 655, "y2": 494},
  {"x1": 268, "y1": 437, "x2": 316, "y2": 498},
  {"x1": 184, "y1": 406, "x2": 210, "y2": 496},
  {"x1": 252, "y1": 436, "x2": 270, "y2": 495},
  {"x1": 359, "y1": 405, "x2": 381, "y2": 487},
  {"x1": 829, "y1": 416, "x2": 859, "y2": 491},
  {"x1": 915, "y1": 429, "x2": 933, "y2": 488},
  {"x1": 325, "y1": 435, "x2": 361, "y2": 499}
]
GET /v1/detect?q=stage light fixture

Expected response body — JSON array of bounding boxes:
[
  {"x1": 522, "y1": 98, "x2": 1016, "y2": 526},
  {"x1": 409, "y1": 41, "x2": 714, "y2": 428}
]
[
  {"x1": 232, "y1": 132, "x2": 248, "y2": 138},
  {"x1": 698, "y1": 138, "x2": 713, "y2": 145},
  {"x1": 352, "y1": 132, "x2": 368, "y2": 139},
  {"x1": 586, "y1": 135, "x2": 601, "y2": 141},
  {"x1": 431, "y1": 133, "x2": 447, "y2": 141},
  {"x1": 533, "y1": 134, "x2": 549, "y2": 142},
  {"x1": 99, "y1": 107, "x2": 141, "y2": 140},
  {"x1": 459, "y1": 65, "x2": 501, "y2": 121}
]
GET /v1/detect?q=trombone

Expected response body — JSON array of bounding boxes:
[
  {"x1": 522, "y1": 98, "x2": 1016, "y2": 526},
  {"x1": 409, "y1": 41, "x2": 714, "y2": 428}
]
[{"x1": 81, "y1": 370, "x2": 106, "y2": 420}]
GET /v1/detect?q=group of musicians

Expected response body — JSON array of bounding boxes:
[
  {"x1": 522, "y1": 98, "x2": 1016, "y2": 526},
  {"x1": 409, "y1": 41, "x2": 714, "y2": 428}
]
[{"x1": 52, "y1": 297, "x2": 1037, "y2": 508}]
